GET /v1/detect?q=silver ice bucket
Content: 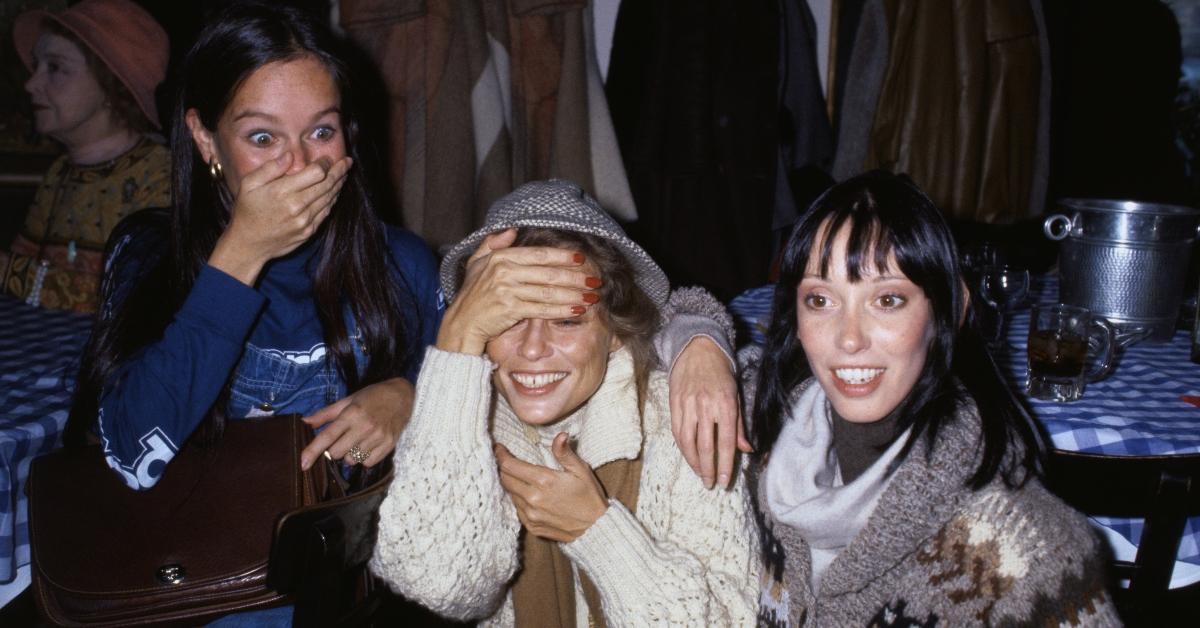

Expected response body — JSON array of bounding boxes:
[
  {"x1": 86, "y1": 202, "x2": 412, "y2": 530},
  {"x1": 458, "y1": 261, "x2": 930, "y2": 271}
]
[{"x1": 1044, "y1": 199, "x2": 1200, "y2": 342}]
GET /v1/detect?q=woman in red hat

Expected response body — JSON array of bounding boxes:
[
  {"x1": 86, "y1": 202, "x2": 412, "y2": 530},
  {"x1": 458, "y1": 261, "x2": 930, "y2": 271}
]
[{"x1": 0, "y1": 0, "x2": 170, "y2": 312}]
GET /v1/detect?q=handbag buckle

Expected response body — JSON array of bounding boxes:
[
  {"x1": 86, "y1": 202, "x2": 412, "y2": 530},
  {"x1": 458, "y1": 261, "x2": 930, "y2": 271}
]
[{"x1": 156, "y1": 564, "x2": 186, "y2": 585}]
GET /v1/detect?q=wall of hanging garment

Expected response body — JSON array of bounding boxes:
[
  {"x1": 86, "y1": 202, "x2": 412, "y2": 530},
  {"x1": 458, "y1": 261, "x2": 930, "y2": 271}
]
[
  {"x1": 339, "y1": 0, "x2": 634, "y2": 250},
  {"x1": 603, "y1": 0, "x2": 1052, "y2": 300},
  {"x1": 605, "y1": 0, "x2": 781, "y2": 301},
  {"x1": 773, "y1": 0, "x2": 835, "y2": 248},
  {"x1": 835, "y1": 0, "x2": 1049, "y2": 224}
]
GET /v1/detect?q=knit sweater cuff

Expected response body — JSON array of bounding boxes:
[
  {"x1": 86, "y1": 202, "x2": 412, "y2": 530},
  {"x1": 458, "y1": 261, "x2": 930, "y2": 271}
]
[
  {"x1": 409, "y1": 346, "x2": 495, "y2": 449},
  {"x1": 658, "y1": 314, "x2": 737, "y2": 375},
  {"x1": 662, "y1": 286, "x2": 736, "y2": 340},
  {"x1": 561, "y1": 500, "x2": 658, "y2": 595},
  {"x1": 656, "y1": 287, "x2": 736, "y2": 374}
]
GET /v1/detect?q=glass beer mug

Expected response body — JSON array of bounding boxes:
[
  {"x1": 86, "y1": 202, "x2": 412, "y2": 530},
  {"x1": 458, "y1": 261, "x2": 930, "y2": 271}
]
[{"x1": 1026, "y1": 304, "x2": 1118, "y2": 401}]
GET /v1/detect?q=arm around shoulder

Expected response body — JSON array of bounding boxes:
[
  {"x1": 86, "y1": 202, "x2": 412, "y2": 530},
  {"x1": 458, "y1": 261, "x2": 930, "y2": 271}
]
[
  {"x1": 655, "y1": 286, "x2": 736, "y2": 371},
  {"x1": 657, "y1": 287, "x2": 752, "y2": 488}
]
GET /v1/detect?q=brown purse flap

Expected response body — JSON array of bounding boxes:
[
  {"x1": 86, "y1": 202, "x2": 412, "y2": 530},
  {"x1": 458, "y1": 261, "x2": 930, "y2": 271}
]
[{"x1": 28, "y1": 415, "x2": 315, "y2": 622}]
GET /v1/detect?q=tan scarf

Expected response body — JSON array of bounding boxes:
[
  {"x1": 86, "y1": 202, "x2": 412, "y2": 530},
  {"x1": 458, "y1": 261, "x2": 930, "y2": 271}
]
[{"x1": 510, "y1": 455, "x2": 644, "y2": 628}]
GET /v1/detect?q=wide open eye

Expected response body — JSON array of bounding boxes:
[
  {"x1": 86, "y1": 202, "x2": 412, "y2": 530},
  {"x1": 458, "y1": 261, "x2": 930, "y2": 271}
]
[{"x1": 249, "y1": 132, "x2": 273, "y2": 146}]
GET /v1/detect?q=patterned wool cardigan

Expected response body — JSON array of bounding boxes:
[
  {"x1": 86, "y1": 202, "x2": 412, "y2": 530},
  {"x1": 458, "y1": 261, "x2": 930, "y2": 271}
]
[{"x1": 752, "y1": 383, "x2": 1121, "y2": 627}]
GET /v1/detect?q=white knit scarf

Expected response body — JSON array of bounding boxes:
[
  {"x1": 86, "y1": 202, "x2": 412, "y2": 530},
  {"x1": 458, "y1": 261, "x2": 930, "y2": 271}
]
[{"x1": 764, "y1": 382, "x2": 910, "y2": 593}]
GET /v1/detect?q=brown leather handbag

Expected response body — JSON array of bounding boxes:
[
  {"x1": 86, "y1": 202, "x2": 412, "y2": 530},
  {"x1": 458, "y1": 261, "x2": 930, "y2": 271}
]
[{"x1": 26, "y1": 414, "x2": 383, "y2": 626}]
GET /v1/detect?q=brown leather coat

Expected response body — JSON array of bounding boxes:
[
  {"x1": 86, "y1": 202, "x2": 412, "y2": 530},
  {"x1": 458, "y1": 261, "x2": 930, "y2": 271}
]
[{"x1": 864, "y1": 0, "x2": 1043, "y2": 223}]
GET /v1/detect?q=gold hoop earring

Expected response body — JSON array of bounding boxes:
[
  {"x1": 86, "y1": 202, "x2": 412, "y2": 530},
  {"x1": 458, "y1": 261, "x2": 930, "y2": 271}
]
[{"x1": 208, "y1": 159, "x2": 223, "y2": 181}]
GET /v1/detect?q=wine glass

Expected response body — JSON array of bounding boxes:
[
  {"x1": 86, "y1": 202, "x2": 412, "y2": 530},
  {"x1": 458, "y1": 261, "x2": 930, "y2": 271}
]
[
  {"x1": 960, "y1": 241, "x2": 998, "y2": 282},
  {"x1": 979, "y1": 264, "x2": 1031, "y2": 352}
]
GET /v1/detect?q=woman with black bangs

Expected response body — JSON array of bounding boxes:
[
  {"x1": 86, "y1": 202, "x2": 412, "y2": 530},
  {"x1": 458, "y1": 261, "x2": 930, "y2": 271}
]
[{"x1": 734, "y1": 171, "x2": 1119, "y2": 626}]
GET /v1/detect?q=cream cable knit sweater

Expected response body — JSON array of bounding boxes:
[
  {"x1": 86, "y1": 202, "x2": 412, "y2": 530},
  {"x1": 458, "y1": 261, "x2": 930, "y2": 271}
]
[{"x1": 369, "y1": 347, "x2": 762, "y2": 626}]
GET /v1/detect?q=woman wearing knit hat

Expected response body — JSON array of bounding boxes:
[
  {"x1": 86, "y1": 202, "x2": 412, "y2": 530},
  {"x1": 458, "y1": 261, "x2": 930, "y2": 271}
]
[
  {"x1": 370, "y1": 179, "x2": 762, "y2": 626},
  {"x1": 0, "y1": 0, "x2": 170, "y2": 312}
]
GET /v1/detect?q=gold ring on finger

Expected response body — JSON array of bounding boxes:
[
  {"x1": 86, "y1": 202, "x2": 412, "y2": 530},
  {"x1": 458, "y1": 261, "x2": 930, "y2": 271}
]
[{"x1": 348, "y1": 445, "x2": 370, "y2": 465}]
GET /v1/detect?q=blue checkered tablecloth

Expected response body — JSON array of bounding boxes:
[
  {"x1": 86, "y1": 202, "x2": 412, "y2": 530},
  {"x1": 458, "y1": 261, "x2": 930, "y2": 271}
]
[
  {"x1": 0, "y1": 296, "x2": 93, "y2": 584},
  {"x1": 728, "y1": 277, "x2": 1200, "y2": 573}
]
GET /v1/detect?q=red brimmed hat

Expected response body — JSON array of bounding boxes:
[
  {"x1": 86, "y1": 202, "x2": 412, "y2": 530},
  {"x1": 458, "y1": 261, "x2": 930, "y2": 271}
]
[{"x1": 13, "y1": 0, "x2": 168, "y2": 129}]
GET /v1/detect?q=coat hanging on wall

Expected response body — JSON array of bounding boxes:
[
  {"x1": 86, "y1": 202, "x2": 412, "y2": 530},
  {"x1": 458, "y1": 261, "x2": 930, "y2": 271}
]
[
  {"x1": 605, "y1": 0, "x2": 780, "y2": 301},
  {"x1": 339, "y1": 0, "x2": 634, "y2": 249},
  {"x1": 837, "y1": 0, "x2": 1048, "y2": 223}
]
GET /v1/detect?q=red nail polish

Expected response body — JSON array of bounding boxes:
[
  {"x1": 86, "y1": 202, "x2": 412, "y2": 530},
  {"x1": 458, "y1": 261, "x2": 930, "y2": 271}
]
[
  {"x1": 573, "y1": 252, "x2": 585, "y2": 264},
  {"x1": 585, "y1": 276, "x2": 602, "y2": 288},
  {"x1": 571, "y1": 305, "x2": 586, "y2": 315},
  {"x1": 582, "y1": 292, "x2": 599, "y2": 304}
]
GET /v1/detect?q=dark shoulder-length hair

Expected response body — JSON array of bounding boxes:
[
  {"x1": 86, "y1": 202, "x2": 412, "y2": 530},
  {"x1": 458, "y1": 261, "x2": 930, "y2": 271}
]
[
  {"x1": 68, "y1": 2, "x2": 409, "y2": 444},
  {"x1": 750, "y1": 170, "x2": 1042, "y2": 489}
]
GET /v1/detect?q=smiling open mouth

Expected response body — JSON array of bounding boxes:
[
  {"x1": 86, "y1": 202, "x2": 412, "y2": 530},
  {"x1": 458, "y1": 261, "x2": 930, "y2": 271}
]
[
  {"x1": 833, "y1": 368, "x2": 885, "y2": 385},
  {"x1": 511, "y1": 372, "x2": 568, "y2": 388}
]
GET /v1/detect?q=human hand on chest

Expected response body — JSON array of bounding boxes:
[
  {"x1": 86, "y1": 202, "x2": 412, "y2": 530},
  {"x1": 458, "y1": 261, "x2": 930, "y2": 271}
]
[{"x1": 494, "y1": 432, "x2": 609, "y2": 543}]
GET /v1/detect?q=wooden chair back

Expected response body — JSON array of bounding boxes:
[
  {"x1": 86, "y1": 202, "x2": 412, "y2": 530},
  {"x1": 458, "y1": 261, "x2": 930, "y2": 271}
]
[{"x1": 1044, "y1": 449, "x2": 1200, "y2": 625}]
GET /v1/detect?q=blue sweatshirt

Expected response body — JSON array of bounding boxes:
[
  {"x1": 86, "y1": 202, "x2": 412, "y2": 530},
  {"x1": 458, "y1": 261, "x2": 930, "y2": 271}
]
[{"x1": 96, "y1": 226, "x2": 442, "y2": 490}]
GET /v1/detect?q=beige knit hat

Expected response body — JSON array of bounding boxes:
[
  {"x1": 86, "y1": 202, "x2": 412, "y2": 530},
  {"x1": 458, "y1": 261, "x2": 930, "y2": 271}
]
[{"x1": 440, "y1": 180, "x2": 670, "y2": 307}]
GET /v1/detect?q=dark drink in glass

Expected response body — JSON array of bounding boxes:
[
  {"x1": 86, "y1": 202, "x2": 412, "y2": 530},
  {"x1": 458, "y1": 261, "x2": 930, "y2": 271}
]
[
  {"x1": 1025, "y1": 304, "x2": 1117, "y2": 401},
  {"x1": 1028, "y1": 330, "x2": 1088, "y2": 378}
]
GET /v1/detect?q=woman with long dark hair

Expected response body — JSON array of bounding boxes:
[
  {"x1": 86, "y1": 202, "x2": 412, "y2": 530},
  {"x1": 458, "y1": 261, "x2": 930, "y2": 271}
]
[
  {"x1": 682, "y1": 171, "x2": 1120, "y2": 625},
  {"x1": 64, "y1": 3, "x2": 479, "y2": 495}
]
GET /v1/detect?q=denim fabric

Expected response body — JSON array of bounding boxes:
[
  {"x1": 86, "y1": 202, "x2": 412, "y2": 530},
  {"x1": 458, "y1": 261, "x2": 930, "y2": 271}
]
[
  {"x1": 206, "y1": 604, "x2": 293, "y2": 627},
  {"x1": 227, "y1": 311, "x2": 367, "y2": 419},
  {"x1": 227, "y1": 343, "x2": 341, "y2": 418}
]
